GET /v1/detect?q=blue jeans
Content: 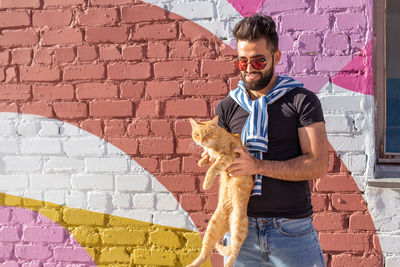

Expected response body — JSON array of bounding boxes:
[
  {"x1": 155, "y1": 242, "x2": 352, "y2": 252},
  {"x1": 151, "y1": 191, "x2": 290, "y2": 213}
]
[{"x1": 223, "y1": 216, "x2": 326, "y2": 267}]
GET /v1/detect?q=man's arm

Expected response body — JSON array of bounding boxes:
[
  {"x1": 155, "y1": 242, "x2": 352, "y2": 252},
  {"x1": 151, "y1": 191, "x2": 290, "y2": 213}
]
[{"x1": 227, "y1": 122, "x2": 329, "y2": 181}]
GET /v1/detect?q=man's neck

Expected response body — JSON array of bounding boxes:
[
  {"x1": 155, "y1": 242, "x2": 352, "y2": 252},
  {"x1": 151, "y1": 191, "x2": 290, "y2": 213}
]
[{"x1": 248, "y1": 75, "x2": 278, "y2": 100}]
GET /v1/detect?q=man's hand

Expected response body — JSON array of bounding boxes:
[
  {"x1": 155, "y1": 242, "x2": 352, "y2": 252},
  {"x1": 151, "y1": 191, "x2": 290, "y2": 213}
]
[{"x1": 226, "y1": 147, "x2": 259, "y2": 176}]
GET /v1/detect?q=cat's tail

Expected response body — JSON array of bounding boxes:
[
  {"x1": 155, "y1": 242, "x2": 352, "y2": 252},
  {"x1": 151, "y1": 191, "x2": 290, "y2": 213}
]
[{"x1": 215, "y1": 242, "x2": 231, "y2": 257}]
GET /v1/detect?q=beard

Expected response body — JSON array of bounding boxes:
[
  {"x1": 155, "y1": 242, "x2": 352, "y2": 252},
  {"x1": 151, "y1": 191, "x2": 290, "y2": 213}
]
[{"x1": 241, "y1": 60, "x2": 274, "y2": 92}]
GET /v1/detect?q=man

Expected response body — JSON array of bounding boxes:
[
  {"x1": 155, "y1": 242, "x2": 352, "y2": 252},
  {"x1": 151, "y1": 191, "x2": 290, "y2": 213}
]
[{"x1": 215, "y1": 14, "x2": 328, "y2": 266}]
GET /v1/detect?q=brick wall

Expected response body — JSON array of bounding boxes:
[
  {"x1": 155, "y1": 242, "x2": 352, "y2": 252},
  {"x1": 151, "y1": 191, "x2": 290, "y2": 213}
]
[{"x1": 0, "y1": 0, "x2": 393, "y2": 266}]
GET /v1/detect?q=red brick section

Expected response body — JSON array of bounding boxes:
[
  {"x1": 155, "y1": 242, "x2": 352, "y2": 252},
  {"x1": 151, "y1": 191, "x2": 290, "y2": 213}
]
[{"x1": 0, "y1": 2, "x2": 381, "y2": 267}]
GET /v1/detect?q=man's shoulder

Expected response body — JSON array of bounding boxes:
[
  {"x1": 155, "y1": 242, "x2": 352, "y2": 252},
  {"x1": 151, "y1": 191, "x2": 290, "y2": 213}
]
[{"x1": 216, "y1": 94, "x2": 238, "y2": 111}]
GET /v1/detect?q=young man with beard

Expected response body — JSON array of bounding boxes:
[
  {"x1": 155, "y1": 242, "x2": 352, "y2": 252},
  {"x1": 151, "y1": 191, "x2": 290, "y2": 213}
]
[{"x1": 214, "y1": 14, "x2": 328, "y2": 266}]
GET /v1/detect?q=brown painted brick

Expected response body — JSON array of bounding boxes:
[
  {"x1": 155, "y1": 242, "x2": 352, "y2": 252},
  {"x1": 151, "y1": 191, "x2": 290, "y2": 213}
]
[
  {"x1": 64, "y1": 64, "x2": 105, "y2": 80},
  {"x1": 146, "y1": 81, "x2": 180, "y2": 98},
  {"x1": 120, "y1": 81, "x2": 144, "y2": 99},
  {"x1": 183, "y1": 80, "x2": 228, "y2": 96},
  {"x1": 77, "y1": 8, "x2": 117, "y2": 26},
  {"x1": 104, "y1": 119, "x2": 126, "y2": 137},
  {"x1": 76, "y1": 82, "x2": 118, "y2": 100},
  {"x1": 204, "y1": 193, "x2": 218, "y2": 212},
  {"x1": 169, "y1": 41, "x2": 191, "y2": 58},
  {"x1": 11, "y1": 48, "x2": 32, "y2": 65},
  {"x1": 315, "y1": 173, "x2": 358, "y2": 192},
  {"x1": 33, "y1": 85, "x2": 74, "y2": 100},
  {"x1": 331, "y1": 254, "x2": 382, "y2": 267},
  {"x1": 319, "y1": 233, "x2": 370, "y2": 252},
  {"x1": 44, "y1": 0, "x2": 85, "y2": 7},
  {"x1": 128, "y1": 120, "x2": 149, "y2": 137},
  {"x1": 90, "y1": 101, "x2": 133, "y2": 117},
  {"x1": 201, "y1": 60, "x2": 237, "y2": 78},
  {"x1": 160, "y1": 158, "x2": 181, "y2": 173},
  {"x1": 122, "y1": 45, "x2": 144, "y2": 61},
  {"x1": 0, "y1": 103, "x2": 18, "y2": 113},
  {"x1": 147, "y1": 42, "x2": 167, "y2": 58},
  {"x1": 34, "y1": 49, "x2": 52, "y2": 64},
  {"x1": 133, "y1": 22, "x2": 177, "y2": 41},
  {"x1": 54, "y1": 48, "x2": 75, "y2": 63},
  {"x1": 182, "y1": 157, "x2": 207, "y2": 174},
  {"x1": 121, "y1": 5, "x2": 166, "y2": 23},
  {"x1": 20, "y1": 103, "x2": 53, "y2": 118},
  {"x1": 0, "y1": 30, "x2": 39, "y2": 47},
  {"x1": 332, "y1": 194, "x2": 367, "y2": 211},
  {"x1": 91, "y1": 0, "x2": 130, "y2": 5},
  {"x1": 53, "y1": 102, "x2": 87, "y2": 119},
  {"x1": 43, "y1": 28, "x2": 82, "y2": 45},
  {"x1": 107, "y1": 63, "x2": 151, "y2": 80},
  {"x1": 157, "y1": 175, "x2": 196, "y2": 193},
  {"x1": 229, "y1": 77, "x2": 241, "y2": 90},
  {"x1": 219, "y1": 42, "x2": 237, "y2": 56},
  {"x1": 136, "y1": 100, "x2": 160, "y2": 118},
  {"x1": 313, "y1": 212, "x2": 346, "y2": 231},
  {"x1": 77, "y1": 45, "x2": 98, "y2": 62},
  {"x1": 180, "y1": 21, "x2": 211, "y2": 41},
  {"x1": 134, "y1": 157, "x2": 159, "y2": 173},
  {"x1": 0, "y1": 67, "x2": 4, "y2": 82},
  {"x1": 0, "y1": 0, "x2": 40, "y2": 8},
  {"x1": 311, "y1": 194, "x2": 328, "y2": 212},
  {"x1": 189, "y1": 212, "x2": 212, "y2": 231},
  {"x1": 175, "y1": 120, "x2": 192, "y2": 137},
  {"x1": 108, "y1": 138, "x2": 138, "y2": 155},
  {"x1": 0, "y1": 51, "x2": 10, "y2": 65},
  {"x1": 180, "y1": 194, "x2": 203, "y2": 212},
  {"x1": 165, "y1": 99, "x2": 208, "y2": 117},
  {"x1": 191, "y1": 40, "x2": 218, "y2": 59},
  {"x1": 151, "y1": 120, "x2": 172, "y2": 137},
  {"x1": 86, "y1": 27, "x2": 129, "y2": 43},
  {"x1": 0, "y1": 11, "x2": 30, "y2": 28},
  {"x1": 33, "y1": 11, "x2": 72, "y2": 27},
  {"x1": 139, "y1": 138, "x2": 174, "y2": 155},
  {"x1": 99, "y1": 46, "x2": 120, "y2": 61},
  {"x1": 349, "y1": 213, "x2": 376, "y2": 231},
  {"x1": 154, "y1": 61, "x2": 199, "y2": 78},
  {"x1": 81, "y1": 119, "x2": 103, "y2": 137},
  {"x1": 21, "y1": 66, "x2": 60, "y2": 82},
  {"x1": 176, "y1": 138, "x2": 202, "y2": 155}
]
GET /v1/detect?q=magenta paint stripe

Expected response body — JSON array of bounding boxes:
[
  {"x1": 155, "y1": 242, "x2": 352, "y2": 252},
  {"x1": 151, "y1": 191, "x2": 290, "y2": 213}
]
[{"x1": 226, "y1": 0, "x2": 266, "y2": 16}]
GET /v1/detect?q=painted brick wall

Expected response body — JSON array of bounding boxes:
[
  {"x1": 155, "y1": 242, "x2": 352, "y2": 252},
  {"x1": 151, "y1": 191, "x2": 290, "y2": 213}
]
[{"x1": 0, "y1": 0, "x2": 395, "y2": 266}]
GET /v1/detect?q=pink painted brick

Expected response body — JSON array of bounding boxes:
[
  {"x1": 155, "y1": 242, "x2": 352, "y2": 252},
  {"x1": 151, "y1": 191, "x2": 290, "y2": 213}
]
[
  {"x1": 281, "y1": 14, "x2": 330, "y2": 31},
  {"x1": 0, "y1": 244, "x2": 13, "y2": 259},
  {"x1": 318, "y1": 0, "x2": 366, "y2": 9},
  {"x1": 279, "y1": 35, "x2": 294, "y2": 52},
  {"x1": 23, "y1": 226, "x2": 65, "y2": 242},
  {"x1": 2, "y1": 261, "x2": 19, "y2": 267},
  {"x1": 0, "y1": 207, "x2": 11, "y2": 223},
  {"x1": 54, "y1": 247, "x2": 93, "y2": 262},
  {"x1": 292, "y1": 55, "x2": 313, "y2": 74},
  {"x1": 275, "y1": 55, "x2": 289, "y2": 73},
  {"x1": 22, "y1": 263, "x2": 41, "y2": 267},
  {"x1": 0, "y1": 226, "x2": 19, "y2": 242},
  {"x1": 15, "y1": 245, "x2": 52, "y2": 260},
  {"x1": 336, "y1": 13, "x2": 367, "y2": 31},
  {"x1": 260, "y1": 0, "x2": 308, "y2": 12},
  {"x1": 11, "y1": 208, "x2": 36, "y2": 224},
  {"x1": 325, "y1": 33, "x2": 348, "y2": 52},
  {"x1": 315, "y1": 55, "x2": 351, "y2": 72},
  {"x1": 298, "y1": 33, "x2": 321, "y2": 53}
]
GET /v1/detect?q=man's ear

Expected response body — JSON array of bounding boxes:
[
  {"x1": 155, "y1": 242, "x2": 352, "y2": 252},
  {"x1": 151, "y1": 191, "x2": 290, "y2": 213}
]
[
  {"x1": 273, "y1": 50, "x2": 281, "y2": 67},
  {"x1": 189, "y1": 118, "x2": 198, "y2": 128}
]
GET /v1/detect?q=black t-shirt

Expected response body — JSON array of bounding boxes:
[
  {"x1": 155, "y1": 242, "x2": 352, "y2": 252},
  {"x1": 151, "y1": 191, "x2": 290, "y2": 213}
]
[{"x1": 215, "y1": 87, "x2": 325, "y2": 219}]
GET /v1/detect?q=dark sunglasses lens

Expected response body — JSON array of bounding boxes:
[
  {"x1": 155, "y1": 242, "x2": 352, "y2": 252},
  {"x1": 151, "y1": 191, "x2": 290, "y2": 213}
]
[
  {"x1": 235, "y1": 60, "x2": 248, "y2": 71},
  {"x1": 251, "y1": 59, "x2": 266, "y2": 70}
]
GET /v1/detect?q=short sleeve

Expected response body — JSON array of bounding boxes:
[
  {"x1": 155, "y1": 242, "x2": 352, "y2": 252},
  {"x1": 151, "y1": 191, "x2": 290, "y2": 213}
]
[
  {"x1": 297, "y1": 90, "x2": 325, "y2": 128},
  {"x1": 215, "y1": 101, "x2": 230, "y2": 131}
]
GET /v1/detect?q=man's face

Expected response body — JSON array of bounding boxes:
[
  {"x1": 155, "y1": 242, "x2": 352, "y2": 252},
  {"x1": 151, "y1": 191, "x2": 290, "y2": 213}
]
[{"x1": 237, "y1": 38, "x2": 277, "y2": 92}]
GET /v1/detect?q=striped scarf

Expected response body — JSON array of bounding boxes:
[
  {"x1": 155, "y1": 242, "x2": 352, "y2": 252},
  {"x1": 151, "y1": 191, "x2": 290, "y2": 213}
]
[{"x1": 229, "y1": 75, "x2": 304, "y2": 196}]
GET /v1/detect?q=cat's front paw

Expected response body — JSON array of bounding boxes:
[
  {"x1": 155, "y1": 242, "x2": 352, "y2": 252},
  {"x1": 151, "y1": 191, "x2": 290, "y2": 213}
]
[{"x1": 202, "y1": 181, "x2": 212, "y2": 190}]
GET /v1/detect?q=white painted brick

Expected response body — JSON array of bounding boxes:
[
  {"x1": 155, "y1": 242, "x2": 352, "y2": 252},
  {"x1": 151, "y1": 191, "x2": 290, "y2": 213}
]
[
  {"x1": 2, "y1": 156, "x2": 42, "y2": 172},
  {"x1": 133, "y1": 193, "x2": 154, "y2": 209},
  {"x1": 23, "y1": 191, "x2": 43, "y2": 201},
  {"x1": 30, "y1": 174, "x2": 70, "y2": 189},
  {"x1": 217, "y1": 0, "x2": 241, "y2": 19},
  {"x1": 152, "y1": 178, "x2": 169, "y2": 193},
  {"x1": 39, "y1": 121, "x2": 60, "y2": 137},
  {"x1": 153, "y1": 212, "x2": 187, "y2": 229},
  {"x1": 0, "y1": 139, "x2": 19, "y2": 154},
  {"x1": 324, "y1": 115, "x2": 350, "y2": 133},
  {"x1": 44, "y1": 190, "x2": 66, "y2": 205},
  {"x1": 17, "y1": 121, "x2": 40, "y2": 137},
  {"x1": 170, "y1": 2, "x2": 215, "y2": 19},
  {"x1": 320, "y1": 95, "x2": 363, "y2": 113},
  {"x1": 340, "y1": 154, "x2": 367, "y2": 173},
  {"x1": 131, "y1": 160, "x2": 147, "y2": 174},
  {"x1": 0, "y1": 121, "x2": 16, "y2": 136},
  {"x1": 197, "y1": 20, "x2": 227, "y2": 39},
  {"x1": 21, "y1": 139, "x2": 62, "y2": 155},
  {"x1": 44, "y1": 157, "x2": 85, "y2": 172},
  {"x1": 0, "y1": 175, "x2": 28, "y2": 190},
  {"x1": 85, "y1": 157, "x2": 128, "y2": 173},
  {"x1": 71, "y1": 175, "x2": 114, "y2": 190},
  {"x1": 327, "y1": 135, "x2": 365, "y2": 152},
  {"x1": 116, "y1": 174, "x2": 149, "y2": 192},
  {"x1": 66, "y1": 191, "x2": 86, "y2": 209},
  {"x1": 386, "y1": 256, "x2": 400, "y2": 267},
  {"x1": 131, "y1": 209, "x2": 152, "y2": 223},
  {"x1": 107, "y1": 143, "x2": 125, "y2": 156},
  {"x1": 156, "y1": 193, "x2": 178, "y2": 211},
  {"x1": 378, "y1": 235, "x2": 400, "y2": 254},
  {"x1": 60, "y1": 123, "x2": 80, "y2": 136},
  {"x1": 88, "y1": 192, "x2": 112, "y2": 210},
  {"x1": 114, "y1": 193, "x2": 131, "y2": 209},
  {"x1": 63, "y1": 139, "x2": 105, "y2": 157}
]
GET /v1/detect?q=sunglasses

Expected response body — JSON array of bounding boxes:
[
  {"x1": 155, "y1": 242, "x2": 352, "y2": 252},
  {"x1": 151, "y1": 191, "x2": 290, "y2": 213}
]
[{"x1": 234, "y1": 57, "x2": 268, "y2": 71}]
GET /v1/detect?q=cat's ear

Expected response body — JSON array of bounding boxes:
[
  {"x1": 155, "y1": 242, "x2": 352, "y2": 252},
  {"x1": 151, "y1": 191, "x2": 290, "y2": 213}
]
[
  {"x1": 210, "y1": 116, "x2": 219, "y2": 126},
  {"x1": 189, "y1": 118, "x2": 198, "y2": 128}
]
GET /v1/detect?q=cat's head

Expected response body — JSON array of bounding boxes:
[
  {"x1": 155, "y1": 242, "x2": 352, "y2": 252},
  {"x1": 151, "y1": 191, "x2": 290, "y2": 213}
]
[{"x1": 189, "y1": 116, "x2": 220, "y2": 148}]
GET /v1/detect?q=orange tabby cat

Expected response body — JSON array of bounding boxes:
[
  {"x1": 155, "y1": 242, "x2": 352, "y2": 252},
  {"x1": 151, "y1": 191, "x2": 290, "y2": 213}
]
[{"x1": 187, "y1": 116, "x2": 254, "y2": 267}]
